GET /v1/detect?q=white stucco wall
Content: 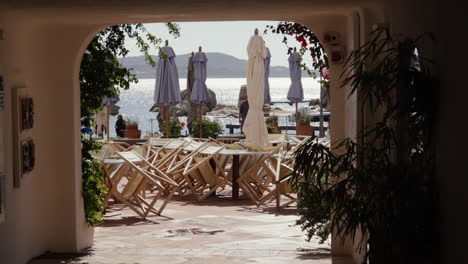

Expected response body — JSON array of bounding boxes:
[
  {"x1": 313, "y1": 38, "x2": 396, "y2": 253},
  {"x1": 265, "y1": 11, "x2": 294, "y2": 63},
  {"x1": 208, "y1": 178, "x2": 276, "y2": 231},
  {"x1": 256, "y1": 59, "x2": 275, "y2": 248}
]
[{"x1": 0, "y1": 14, "x2": 96, "y2": 264}]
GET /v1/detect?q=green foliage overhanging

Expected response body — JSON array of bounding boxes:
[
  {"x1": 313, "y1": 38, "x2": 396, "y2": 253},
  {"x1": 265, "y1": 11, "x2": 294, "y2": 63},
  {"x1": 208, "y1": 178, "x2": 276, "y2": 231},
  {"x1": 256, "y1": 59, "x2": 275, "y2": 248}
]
[
  {"x1": 80, "y1": 23, "x2": 180, "y2": 226},
  {"x1": 289, "y1": 28, "x2": 438, "y2": 263}
]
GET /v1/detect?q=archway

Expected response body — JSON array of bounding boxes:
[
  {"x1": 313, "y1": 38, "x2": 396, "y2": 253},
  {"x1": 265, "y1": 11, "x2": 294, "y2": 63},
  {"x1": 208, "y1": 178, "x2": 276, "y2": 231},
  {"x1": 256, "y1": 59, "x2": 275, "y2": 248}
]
[{"x1": 73, "y1": 18, "x2": 358, "y2": 262}]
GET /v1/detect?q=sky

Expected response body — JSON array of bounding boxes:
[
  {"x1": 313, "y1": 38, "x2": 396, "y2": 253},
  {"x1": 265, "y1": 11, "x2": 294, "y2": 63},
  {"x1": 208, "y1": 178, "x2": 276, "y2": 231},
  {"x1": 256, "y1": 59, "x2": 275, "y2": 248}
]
[{"x1": 124, "y1": 21, "x2": 307, "y2": 67}]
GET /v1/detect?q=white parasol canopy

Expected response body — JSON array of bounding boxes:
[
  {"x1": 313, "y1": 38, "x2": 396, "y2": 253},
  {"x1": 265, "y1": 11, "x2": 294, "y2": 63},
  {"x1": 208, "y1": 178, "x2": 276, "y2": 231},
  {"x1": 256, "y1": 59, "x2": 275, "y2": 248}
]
[{"x1": 243, "y1": 30, "x2": 270, "y2": 147}]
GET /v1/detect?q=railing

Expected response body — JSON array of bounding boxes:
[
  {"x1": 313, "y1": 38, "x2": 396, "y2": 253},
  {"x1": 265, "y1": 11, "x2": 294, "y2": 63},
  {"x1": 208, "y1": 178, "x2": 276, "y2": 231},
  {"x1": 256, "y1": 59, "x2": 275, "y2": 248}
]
[{"x1": 225, "y1": 124, "x2": 329, "y2": 134}]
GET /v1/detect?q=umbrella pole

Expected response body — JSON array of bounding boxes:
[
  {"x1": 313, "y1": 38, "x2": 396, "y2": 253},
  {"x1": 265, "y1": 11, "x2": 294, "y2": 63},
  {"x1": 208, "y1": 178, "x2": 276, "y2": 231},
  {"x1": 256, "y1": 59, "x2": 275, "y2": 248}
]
[
  {"x1": 165, "y1": 105, "x2": 170, "y2": 138},
  {"x1": 198, "y1": 103, "x2": 203, "y2": 138},
  {"x1": 295, "y1": 101, "x2": 298, "y2": 132},
  {"x1": 106, "y1": 105, "x2": 110, "y2": 141}
]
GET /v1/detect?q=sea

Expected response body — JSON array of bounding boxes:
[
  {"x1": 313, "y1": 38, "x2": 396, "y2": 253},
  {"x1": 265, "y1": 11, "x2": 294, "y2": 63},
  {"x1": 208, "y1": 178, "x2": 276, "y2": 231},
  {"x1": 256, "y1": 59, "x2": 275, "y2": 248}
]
[{"x1": 108, "y1": 77, "x2": 322, "y2": 137}]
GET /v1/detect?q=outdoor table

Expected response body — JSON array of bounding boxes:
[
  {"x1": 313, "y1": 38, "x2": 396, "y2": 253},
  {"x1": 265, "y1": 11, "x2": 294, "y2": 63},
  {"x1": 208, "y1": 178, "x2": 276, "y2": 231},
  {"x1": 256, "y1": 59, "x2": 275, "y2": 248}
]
[{"x1": 218, "y1": 149, "x2": 272, "y2": 200}]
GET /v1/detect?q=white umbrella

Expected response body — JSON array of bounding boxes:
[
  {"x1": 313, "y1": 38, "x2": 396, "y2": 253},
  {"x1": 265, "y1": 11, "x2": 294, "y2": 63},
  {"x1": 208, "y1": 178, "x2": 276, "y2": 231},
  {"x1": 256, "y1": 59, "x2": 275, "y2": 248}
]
[{"x1": 243, "y1": 29, "x2": 270, "y2": 147}]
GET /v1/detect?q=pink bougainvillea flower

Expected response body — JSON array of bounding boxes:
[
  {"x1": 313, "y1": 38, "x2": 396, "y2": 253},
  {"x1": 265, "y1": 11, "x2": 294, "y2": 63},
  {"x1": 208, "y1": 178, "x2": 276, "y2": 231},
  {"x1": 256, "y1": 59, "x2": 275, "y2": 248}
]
[
  {"x1": 313, "y1": 58, "x2": 317, "y2": 62},
  {"x1": 293, "y1": 22, "x2": 300, "y2": 28},
  {"x1": 324, "y1": 72, "x2": 330, "y2": 79},
  {"x1": 310, "y1": 39, "x2": 315, "y2": 44},
  {"x1": 301, "y1": 41, "x2": 307, "y2": 47},
  {"x1": 295, "y1": 35, "x2": 305, "y2": 43}
]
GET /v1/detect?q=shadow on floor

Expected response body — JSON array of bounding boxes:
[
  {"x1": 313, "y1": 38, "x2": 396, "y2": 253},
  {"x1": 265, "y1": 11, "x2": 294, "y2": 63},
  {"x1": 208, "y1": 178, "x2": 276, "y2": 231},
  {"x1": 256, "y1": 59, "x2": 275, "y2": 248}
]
[
  {"x1": 235, "y1": 204, "x2": 297, "y2": 215},
  {"x1": 99, "y1": 216, "x2": 161, "y2": 227},
  {"x1": 29, "y1": 248, "x2": 93, "y2": 264},
  {"x1": 295, "y1": 247, "x2": 331, "y2": 260}
]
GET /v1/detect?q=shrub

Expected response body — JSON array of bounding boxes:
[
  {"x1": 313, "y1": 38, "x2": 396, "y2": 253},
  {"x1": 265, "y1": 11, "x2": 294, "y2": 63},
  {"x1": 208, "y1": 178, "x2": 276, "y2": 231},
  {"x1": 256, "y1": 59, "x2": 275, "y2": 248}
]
[
  {"x1": 266, "y1": 116, "x2": 280, "y2": 134},
  {"x1": 168, "y1": 120, "x2": 182, "y2": 137},
  {"x1": 190, "y1": 119, "x2": 223, "y2": 138},
  {"x1": 81, "y1": 136, "x2": 107, "y2": 226}
]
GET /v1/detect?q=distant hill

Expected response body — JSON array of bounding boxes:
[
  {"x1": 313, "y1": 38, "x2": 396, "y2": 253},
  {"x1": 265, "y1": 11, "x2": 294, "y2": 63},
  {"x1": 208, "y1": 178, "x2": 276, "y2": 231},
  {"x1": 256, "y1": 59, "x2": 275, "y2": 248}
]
[{"x1": 118, "y1": 52, "x2": 310, "y2": 79}]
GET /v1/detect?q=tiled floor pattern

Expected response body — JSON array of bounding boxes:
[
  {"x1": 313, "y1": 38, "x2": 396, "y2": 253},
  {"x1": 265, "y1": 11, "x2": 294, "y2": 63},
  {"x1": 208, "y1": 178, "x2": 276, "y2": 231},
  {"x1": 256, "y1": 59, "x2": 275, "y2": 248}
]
[{"x1": 30, "y1": 192, "x2": 354, "y2": 264}]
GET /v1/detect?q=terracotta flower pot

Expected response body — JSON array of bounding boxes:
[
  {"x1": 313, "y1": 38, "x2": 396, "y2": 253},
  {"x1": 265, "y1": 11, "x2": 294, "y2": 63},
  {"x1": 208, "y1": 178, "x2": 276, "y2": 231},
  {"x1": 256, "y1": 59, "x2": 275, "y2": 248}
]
[
  {"x1": 124, "y1": 125, "x2": 141, "y2": 139},
  {"x1": 296, "y1": 122, "x2": 313, "y2": 136}
]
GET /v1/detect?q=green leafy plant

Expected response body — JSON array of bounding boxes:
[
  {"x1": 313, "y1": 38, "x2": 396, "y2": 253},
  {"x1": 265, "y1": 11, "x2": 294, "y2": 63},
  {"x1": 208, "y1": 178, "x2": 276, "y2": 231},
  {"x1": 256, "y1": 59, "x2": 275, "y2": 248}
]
[
  {"x1": 266, "y1": 116, "x2": 280, "y2": 134},
  {"x1": 298, "y1": 110, "x2": 311, "y2": 123},
  {"x1": 145, "y1": 130, "x2": 159, "y2": 137},
  {"x1": 81, "y1": 135, "x2": 107, "y2": 226},
  {"x1": 290, "y1": 28, "x2": 438, "y2": 264},
  {"x1": 125, "y1": 115, "x2": 139, "y2": 126},
  {"x1": 266, "y1": 115, "x2": 278, "y2": 124},
  {"x1": 190, "y1": 119, "x2": 224, "y2": 138},
  {"x1": 168, "y1": 120, "x2": 182, "y2": 137}
]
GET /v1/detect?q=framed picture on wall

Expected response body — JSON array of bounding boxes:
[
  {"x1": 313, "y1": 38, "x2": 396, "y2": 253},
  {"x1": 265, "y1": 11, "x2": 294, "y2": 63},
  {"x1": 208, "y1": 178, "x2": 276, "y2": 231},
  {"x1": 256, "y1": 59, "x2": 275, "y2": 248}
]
[
  {"x1": 12, "y1": 87, "x2": 35, "y2": 188},
  {"x1": 0, "y1": 74, "x2": 5, "y2": 223},
  {"x1": 0, "y1": 173, "x2": 5, "y2": 224}
]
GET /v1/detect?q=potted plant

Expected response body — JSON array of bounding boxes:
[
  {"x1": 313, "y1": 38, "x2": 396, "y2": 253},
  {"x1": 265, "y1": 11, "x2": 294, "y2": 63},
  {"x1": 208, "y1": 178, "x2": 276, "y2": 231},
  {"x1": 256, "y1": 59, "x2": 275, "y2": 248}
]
[
  {"x1": 266, "y1": 116, "x2": 281, "y2": 134},
  {"x1": 190, "y1": 119, "x2": 224, "y2": 138},
  {"x1": 168, "y1": 120, "x2": 182, "y2": 137},
  {"x1": 290, "y1": 29, "x2": 439, "y2": 263},
  {"x1": 296, "y1": 110, "x2": 313, "y2": 136},
  {"x1": 124, "y1": 115, "x2": 141, "y2": 138}
]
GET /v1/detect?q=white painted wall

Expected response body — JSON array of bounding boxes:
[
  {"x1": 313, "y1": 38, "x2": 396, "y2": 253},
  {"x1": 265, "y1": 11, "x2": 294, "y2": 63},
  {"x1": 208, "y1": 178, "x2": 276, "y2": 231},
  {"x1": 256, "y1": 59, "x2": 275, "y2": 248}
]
[{"x1": 0, "y1": 15, "x2": 96, "y2": 264}]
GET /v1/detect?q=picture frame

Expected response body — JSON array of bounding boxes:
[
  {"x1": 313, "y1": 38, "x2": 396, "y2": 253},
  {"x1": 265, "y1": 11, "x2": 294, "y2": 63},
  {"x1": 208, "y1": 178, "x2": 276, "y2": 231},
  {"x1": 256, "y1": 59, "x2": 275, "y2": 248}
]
[
  {"x1": 12, "y1": 87, "x2": 35, "y2": 188},
  {"x1": 0, "y1": 173, "x2": 5, "y2": 224},
  {"x1": 0, "y1": 74, "x2": 4, "y2": 223}
]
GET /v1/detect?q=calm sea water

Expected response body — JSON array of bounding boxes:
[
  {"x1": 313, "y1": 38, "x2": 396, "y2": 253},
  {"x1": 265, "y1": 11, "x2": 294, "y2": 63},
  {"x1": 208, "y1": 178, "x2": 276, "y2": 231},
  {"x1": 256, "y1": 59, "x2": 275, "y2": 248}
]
[{"x1": 108, "y1": 77, "x2": 321, "y2": 137}]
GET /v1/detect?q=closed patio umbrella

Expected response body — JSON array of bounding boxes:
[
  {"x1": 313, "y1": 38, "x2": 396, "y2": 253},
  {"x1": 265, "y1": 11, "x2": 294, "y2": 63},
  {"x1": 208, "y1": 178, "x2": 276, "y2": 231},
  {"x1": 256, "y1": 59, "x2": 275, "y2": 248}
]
[
  {"x1": 243, "y1": 29, "x2": 270, "y2": 147},
  {"x1": 102, "y1": 96, "x2": 119, "y2": 141},
  {"x1": 187, "y1": 52, "x2": 195, "y2": 92},
  {"x1": 287, "y1": 50, "x2": 303, "y2": 127},
  {"x1": 264, "y1": 47, "x2": 271, "y2": 104},
  {"x1": 190, "y1": 48, "x2": 210, "y2": 138},
  {"x1": 154, "y1": 41, "x2": 181, "y2": 137}
]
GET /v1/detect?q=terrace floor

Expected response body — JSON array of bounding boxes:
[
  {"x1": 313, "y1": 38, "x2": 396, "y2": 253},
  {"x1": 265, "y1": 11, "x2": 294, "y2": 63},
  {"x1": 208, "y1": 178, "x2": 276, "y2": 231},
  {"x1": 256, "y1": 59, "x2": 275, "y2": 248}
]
[{"x1": 30, "y1": 191, "x2": 354, "y2": 264}]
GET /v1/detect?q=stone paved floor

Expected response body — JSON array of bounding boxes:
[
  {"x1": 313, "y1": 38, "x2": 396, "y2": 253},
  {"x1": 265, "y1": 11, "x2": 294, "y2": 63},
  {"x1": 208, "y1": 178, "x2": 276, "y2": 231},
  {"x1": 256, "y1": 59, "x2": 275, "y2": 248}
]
[{"x1": 30, "y1": 191, "x2": 354, "y2": 264}]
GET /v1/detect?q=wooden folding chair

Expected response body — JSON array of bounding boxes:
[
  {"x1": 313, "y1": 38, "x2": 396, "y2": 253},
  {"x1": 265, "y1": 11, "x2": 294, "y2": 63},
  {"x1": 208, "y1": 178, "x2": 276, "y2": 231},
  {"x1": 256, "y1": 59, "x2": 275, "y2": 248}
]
[
  {"x1": 168, "y1": 143, "x2": 229, "y2": 201},
  {"x1": 112, "y1": 151, "x2": 179, "y2": 218},
  {"x1": 235, "y1": 143, "x2": 283, "y2": 207}
]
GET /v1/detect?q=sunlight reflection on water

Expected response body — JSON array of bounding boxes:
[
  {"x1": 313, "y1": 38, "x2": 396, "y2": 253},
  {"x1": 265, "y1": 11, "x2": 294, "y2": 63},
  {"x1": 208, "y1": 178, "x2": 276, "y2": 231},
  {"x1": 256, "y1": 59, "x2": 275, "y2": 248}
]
[{"x1": 108, "y1": 77, "x2": 321, "y2": 137}]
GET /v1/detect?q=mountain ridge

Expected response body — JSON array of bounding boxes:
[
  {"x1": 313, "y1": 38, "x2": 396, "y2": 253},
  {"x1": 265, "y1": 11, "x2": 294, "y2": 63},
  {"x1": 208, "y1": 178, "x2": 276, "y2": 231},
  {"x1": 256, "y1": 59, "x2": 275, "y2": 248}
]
[{"x1": 118, "y1": 52, "x2": 310, "y2": 79}]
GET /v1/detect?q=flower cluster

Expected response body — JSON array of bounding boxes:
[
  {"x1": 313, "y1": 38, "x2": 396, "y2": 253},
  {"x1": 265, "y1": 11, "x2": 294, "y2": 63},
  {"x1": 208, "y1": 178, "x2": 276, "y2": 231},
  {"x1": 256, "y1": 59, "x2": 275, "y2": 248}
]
[{"x1": 264, "y1": 22, "x2": 329, "y2": 79}]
